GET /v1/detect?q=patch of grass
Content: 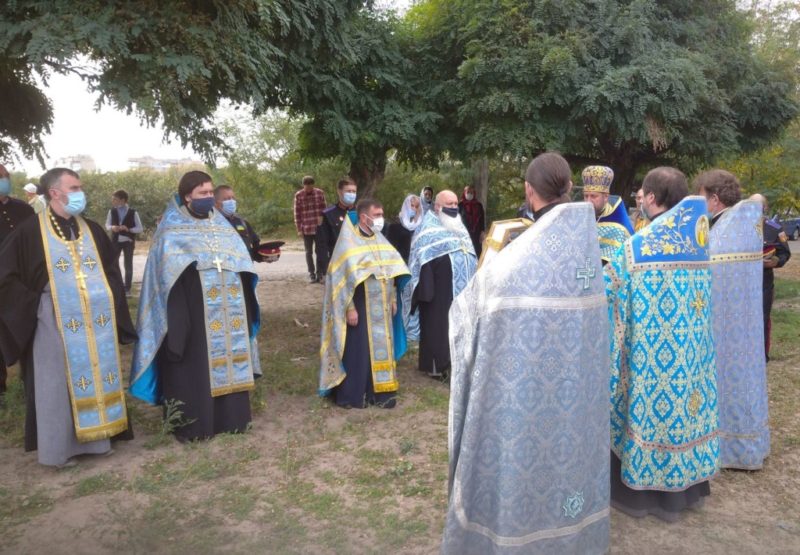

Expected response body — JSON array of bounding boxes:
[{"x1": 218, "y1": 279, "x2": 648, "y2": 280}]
[
  {"x1": 75, "y1": 472, "x2": 126, "y2": 497},
  {"x1": 0, "y1": 487, "x2": 54, "y2": 529},
  {"x1": 0, "y1": 376, "x2": 26, "y2": 447},
  {"x1": 774, "y1": 277, "x2": 800, "y2": 301},
  {"x1": 216, "y1": 484, "x2": 260, "y2": 520},
  {"x1": 398, "y1": 437, "x2": 416, "y2": 455}
]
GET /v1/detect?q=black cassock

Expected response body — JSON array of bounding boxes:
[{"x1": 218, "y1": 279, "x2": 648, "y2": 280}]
[
  {"x1": 0, "y1": 213, "x2": 135, "y2": 451},
  {"x1": 156, "y1": 265, "x2": 258, "y2": 441},
  {"x1": 386, "y1": 222, "x2": 413, "y2": 263},
  {"x1": 334, "y1": 282, "x2": 396, "y2": 409},
  {"x1": 412, "y1": 255, "x2": 453, "y2": 376}
]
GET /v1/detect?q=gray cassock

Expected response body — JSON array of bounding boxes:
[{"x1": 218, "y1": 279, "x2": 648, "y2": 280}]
[
  {"x1": 442, "y1": 202, "x2": 610, "y2": 555},
  {"x1": 34, "y1": 285, "x2": 111, "y2": 465}
]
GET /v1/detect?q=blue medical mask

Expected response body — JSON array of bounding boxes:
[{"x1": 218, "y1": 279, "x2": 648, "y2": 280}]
[
  {"x1": 64, "y1": 191, "x2": 86, "y2": 216},
  {"x1": 0, "y1": 177, "x2": 10, "y2": 195},
  {"x1": 342, "y1": 192, "x2": 357, "y2": 205},
  {"x1": 190, "y1": 197, "x2": 215, "y2": 216},
  {"x1": 406, "y1": 208, "x2": 417, "y2": 218},
  {"x1": 221, "y1": 199, "x2": 237, "y2": 216},
  {"x1": 442, "y1": 207, "x2": 459, "y2": 218}
]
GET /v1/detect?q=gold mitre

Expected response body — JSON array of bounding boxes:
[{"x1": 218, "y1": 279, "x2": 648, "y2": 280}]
[{"x1": 582, "y1": 165, "x2": 614, "y2": 194}]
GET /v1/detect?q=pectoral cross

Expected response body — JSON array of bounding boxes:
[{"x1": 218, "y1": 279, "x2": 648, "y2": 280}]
[
  {"x1": 212, "y1": 255, "x2": 223, "y2": 273},
  {"x1": 575, "y1": 258, "x2": 596, "y2": 290}
]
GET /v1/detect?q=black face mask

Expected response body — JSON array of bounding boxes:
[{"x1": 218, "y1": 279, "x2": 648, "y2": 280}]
[{"x1": 442, "y1": 207, "x2": 459, "y2": 218}]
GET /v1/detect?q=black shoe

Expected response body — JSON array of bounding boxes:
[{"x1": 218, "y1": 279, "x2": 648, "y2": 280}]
[
  {"x1": 379, "y1": 398, "x2": 397, "y2": 409},
  {"x1": 309, "y1": 273, "x2": 317, "y2": 283},
  {"x1": 317, "y1": 274, "x2": 326, "y2": 284}
]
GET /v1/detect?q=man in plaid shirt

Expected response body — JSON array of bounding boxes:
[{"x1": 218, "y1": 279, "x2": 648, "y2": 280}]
[{"x1": 294, "y1": 175, "x2": 327, "y2": 282}]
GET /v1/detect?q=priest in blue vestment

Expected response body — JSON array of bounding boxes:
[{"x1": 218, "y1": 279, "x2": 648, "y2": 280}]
[
  {"x1": 605, "y1": 167, "x2": 718, "y2": 521},
  {"x1": 402, "y1": 190, "x2": 477, "y2": 379},
  {"x1": 443, "y1": 153, "x2": 610, "y2": 554},
  {"x1": 130, "y1": 171, "x2": 261, "y2": 442},
  {"x1": 697, "y1": 170, "x2": 769, "y2": 469},
  {"x1": 581, "y1": 165, "x2": 634, "y2": 263},
  {"x1": 319, "y1": 199, "x2": 410, "y2": 409}
]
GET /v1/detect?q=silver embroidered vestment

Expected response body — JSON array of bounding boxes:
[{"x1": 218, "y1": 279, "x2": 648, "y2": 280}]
[
  {"x1": 443, "y1": 203, "x2": 610, "y2": 555},
  {"x1": 710, "y1": 200, "x2": 769, "y2": 469}
]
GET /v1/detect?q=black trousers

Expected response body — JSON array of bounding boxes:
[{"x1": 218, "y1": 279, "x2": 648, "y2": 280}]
[
  {"x1": 303, "y1": 234, "x2": 318, "y2": 276},
  {"x1": 113, "y1": 240, "x2": 135, "y2": 291},
  {"x1": 0, "y1": 351, "x2": 6, "y2": 393}
]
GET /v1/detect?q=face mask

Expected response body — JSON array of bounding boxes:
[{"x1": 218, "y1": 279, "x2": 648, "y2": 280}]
[
  {"x1": 190, "y1": 197, "x2": 216, "y2": 216},
  {"x1": 63, "y1": 191, "x2": 86, "y2": 216},
  {"x1": 369, "y1": 216, "x2": 384, "y2": 233},
  {"x1": 221, "y1": 199, "x2": 237, "y2": 216},
  {"x1": 343, "y1": 192, "x2": 357, "y2": 205},
  {"x1": 465, "y1": 193, "x2": 474, "y2": 201},
  {"x1": 0, "y1": 178, "x2": 10, "y2": 195},
  {"x1": 406, "y1": 208, "x2": 418, "y2": 218},
  {"x1": 442, "y1": 207, "x2": 459, "y2": 219}
]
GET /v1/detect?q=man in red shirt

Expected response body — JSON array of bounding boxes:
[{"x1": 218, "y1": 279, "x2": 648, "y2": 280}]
[{"x1": 293, "y1": 176, "x2": 327, "y2": 283}]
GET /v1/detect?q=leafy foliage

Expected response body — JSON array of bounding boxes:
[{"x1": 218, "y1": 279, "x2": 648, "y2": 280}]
[
  {"x1": 406, "y1": 0, "x2": 799, "y2": 197},
  {"x1": 0, "y1": 0, "x2": 364, "y2": 163}
]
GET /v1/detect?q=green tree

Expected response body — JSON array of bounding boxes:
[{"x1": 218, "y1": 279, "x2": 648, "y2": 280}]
[
  {"x1": 407, "y1": 0, "x2": 799, "y2": 199},
  {"x1": 0, "y1": 0, "x2": 364, "y2": 165},
  {"x1": 290, "y1": 9, "x2": 441, "y2": 197}
]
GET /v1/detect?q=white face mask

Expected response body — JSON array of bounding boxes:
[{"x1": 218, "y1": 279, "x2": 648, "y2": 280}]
[
  {"x1": 369, "y1": 216, "x2": 384, "y2": 233},
  {"x1": 465, "y1": 193, "x2": 474, "y2": 201}
]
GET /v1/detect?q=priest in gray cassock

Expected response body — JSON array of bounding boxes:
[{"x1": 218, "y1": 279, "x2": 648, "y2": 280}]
[{"x1": 442, "y1": 152, "x2": 610, "y2": 554}]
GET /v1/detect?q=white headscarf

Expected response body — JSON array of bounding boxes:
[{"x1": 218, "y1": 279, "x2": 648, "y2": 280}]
[
  {"x1": 400, "y1": 194, "x2": 423, "y2": 231},
  {"x1": 420, "y1": 186, "x2": 434, "y2": 214}
]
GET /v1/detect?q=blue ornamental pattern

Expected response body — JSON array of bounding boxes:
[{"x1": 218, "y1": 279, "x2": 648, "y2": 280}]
[
  {"x1": 710, "y1": 201, "x2": 769, "y2": 469},
  {"x1": 597, "y1": 195, "x2": 634, "y2": 262},
  {"x1": 402, "y1": 211, "x2": 476, "y2": 341},
  {"x1": 605, "y1": 196, "x2": 719, "y2": 491},
  {"x1": 443, "y1": 203, "x2": 609, "y2": 555},
  {"x1": 130, "y1": 196, "x2": 259, "y2": 404}
]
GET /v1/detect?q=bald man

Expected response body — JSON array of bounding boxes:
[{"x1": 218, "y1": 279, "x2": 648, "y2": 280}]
[
  {"x1": 751, "y1": 194, "x2": 791, "y2": 361},
  {"x1": 403, "y1": 190, "x2": 477, "y2": 379}
]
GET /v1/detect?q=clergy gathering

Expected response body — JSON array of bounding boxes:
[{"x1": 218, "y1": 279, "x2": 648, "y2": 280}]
[{"x1": 0, "y1": 1, "x2": 799, "y2": 553}]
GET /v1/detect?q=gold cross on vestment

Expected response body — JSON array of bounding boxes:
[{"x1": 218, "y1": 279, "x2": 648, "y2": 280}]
[
  {"x1": 212, "y1": 255, "x2": 223, "y2": 273},
  {"x1": 76, "y1": 375, "x2": 91, "y2": 392},
  {"x1": 82, "y1": 255, "x2": 97, "y2": 271},
  {"x1": 95, "y1": 313, "x2": 110, "y2": 327},
  {"x1": 55, "y1": 257, "x2": 71, "y2": 273},
  {"x1": 690, "y1": 294, "x2": 706, "y2": 316},
  {"x1": 65, "y1": 318, "x2": 83, "y2": 333},
  {"x1": 104, "y1": 372, "x2": 117, "y2": 386}
]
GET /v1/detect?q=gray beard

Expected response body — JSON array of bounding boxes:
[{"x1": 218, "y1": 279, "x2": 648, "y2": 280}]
[{"x1": 439, "y1": 212, "x2": 467, "y2": 234}]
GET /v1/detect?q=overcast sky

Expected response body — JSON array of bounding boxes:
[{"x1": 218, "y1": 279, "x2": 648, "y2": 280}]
[{"x1": 13, "y1": 0, "x2": 413, "y2": 177}]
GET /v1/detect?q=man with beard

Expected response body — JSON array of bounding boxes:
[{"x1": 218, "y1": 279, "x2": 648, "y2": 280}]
[
  {"x1": 581, "y1": 165, "x2": 634, "y2": 263},
  {"x1": 403, "y1": 190, "x2": 477, "y2": 379}
]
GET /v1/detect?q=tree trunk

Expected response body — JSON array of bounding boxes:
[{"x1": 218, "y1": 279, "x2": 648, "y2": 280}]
[
  {"x1": 349, "y1": 155, "x2": 387, "y2": 199},
  {"x1": 471, "y1": 157, "x2": 489, "y2": 206}
]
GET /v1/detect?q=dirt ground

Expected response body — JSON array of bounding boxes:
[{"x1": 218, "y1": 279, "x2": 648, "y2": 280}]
[{"x1": 0, "y1": 255, "x2": 799, "y2": 554}]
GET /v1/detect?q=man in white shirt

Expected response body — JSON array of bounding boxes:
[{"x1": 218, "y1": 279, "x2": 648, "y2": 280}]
[{"x1": 104, "y1": 189, "x2": 143, "y2": 295}]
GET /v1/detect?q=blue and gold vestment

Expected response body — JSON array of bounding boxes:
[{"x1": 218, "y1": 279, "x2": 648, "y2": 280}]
[
  {"x1": 401, "y1": 211, "x2": 476, "y2": 341},
  {"x1": 710, "y1": 201, "x2": 769, "y2": 469},
  {"x1": 40, "y1": 211, "x2": 128, "y2": 442},
  {"x1": 318, "y1": 218, "x2": 410, "y2": 396},
  {"x1": 597, "y1": 195, "x2": 634, "y2": 262},
  {"x1": 130, "y1": 197, "x2": 260, "y2": 404},
  {"x1": 605, "y1": 196, "x2": 719, "y2": 491}
]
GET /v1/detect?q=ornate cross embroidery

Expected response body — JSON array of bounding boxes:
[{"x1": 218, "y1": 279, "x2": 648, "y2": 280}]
[
  {"x1": 207, "y1": 286, "x2": 220, "y2": 301},
  {"x1": 104, "y1": 372, "x2": 117, "y2": 386},
  {"x1": 209, "y1": 320, "x2": 223, "y2": 333},
  {"x1": 55, "y1": 257, "x2": 71, "y2": 272},
  {"x1": 230, "y1": 317, "x2": 243, "y2": 331},
  {"x1": 65, "y1": 318, "x2": 83, "y2": 333},
  {"x1": 575, "y1": 258, "x2": 596, "y2": 290},
  {"x1": 95, "y1": 313, "x2": 110, "y2": 327},
  {"x1": 82, "y1": 255, "x2": 97, "y2": 271},
  {"x1": 563, "y1": 491, "x2": 585, "y2": 518},
  {"x1": 687, "y1": 390, "x2": 702, "y2": 416},
  {"x1": 690, "y1": 293, "x2": 706, "y2": 316},
  {"x1": 228, "y1": 285, "x2": 240, "y2": 298},
  {"x1": 76, "y1": 375, "x2": 91, "y2": 391}
]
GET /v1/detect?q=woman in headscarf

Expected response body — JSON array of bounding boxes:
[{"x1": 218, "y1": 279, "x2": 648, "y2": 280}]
[
  {"x1": 420, "y1": 186, "x2": 434, "y2": 214},
  {"x1": 387, "y1": 193, "x2": 423, "y2": 262},
  {"x1": 458, "y1": 185, "x2": 485, "y2": 257}
]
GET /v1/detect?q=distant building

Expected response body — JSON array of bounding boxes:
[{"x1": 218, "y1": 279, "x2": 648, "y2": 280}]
[
  {"x1": 128, "y1": 156, "x2": 202, "y2": 172},
  {"x1": 54, "y1": 155, "x2": 97, "y2": 173}
]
